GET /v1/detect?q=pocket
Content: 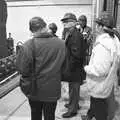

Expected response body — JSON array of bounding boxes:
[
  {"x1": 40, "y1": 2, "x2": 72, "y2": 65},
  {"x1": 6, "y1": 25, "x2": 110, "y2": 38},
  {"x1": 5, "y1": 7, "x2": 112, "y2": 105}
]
[
  {"x1": 20, "y1": 76, "x2": 32, "y2": 96},
  {"x1": 20, "y1": 76, "x2": 37, "y2": 97}
]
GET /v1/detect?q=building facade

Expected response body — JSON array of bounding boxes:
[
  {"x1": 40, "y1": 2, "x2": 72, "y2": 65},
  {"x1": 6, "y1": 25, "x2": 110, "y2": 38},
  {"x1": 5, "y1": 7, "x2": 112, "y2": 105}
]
[{"x1": 6, "y1": 0, "x2": 93, "y2": 46}]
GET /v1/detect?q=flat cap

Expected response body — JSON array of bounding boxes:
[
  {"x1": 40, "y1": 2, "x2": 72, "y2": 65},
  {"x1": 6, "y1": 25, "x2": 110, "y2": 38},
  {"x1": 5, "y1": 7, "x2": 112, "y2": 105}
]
[{"x1": 61, "y1": 13, "x2": 77, "y2": 22}]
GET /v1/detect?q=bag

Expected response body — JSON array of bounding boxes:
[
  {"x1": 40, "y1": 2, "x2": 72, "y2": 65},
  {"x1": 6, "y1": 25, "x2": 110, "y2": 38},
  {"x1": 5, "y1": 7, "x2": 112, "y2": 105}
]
[
  {"x1": 18, "y1": 39, "x2": 37, "y2": 98},
  {"x1": 20, "y1": 75, "x2": 37, "y2": 98}
]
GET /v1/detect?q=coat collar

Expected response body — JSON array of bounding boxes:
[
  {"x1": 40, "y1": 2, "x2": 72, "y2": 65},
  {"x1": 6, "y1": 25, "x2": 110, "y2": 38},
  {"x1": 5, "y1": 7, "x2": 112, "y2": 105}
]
[{"x1": 33, "y1": 31, "x2": 53, "y2": 38}]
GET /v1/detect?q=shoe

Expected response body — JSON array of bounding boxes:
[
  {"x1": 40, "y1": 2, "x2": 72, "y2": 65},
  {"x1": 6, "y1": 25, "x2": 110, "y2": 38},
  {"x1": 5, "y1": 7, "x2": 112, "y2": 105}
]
[
  {"x1": 64, "y1": 104, "x2": 80, "y2": 110},
  {"x1": 62, "y1": 111, "x2": 77, "y2": 118},
  {"x1": 81, "y1": 115, "x2": 91, "y2": 120}
]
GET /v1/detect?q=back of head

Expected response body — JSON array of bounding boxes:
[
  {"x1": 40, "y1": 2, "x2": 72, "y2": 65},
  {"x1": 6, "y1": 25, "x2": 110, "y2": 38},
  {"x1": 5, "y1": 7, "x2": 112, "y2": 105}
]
[
  {"x1": 78, "y1": 15, "x2": 87, "y2": 22},
  {"x1": 48, "y1": 23, "x2": 57, "y2": 34},
  {"x1": 29, "y1": 17, "x2": 46, "y2": 33}
]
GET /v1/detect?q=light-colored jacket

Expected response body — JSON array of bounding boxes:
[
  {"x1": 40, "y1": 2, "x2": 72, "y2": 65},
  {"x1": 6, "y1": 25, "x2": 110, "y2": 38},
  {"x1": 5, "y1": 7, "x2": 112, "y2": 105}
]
[{"x1": 84, "y1": 33, "x2": 120, "y2": 98}]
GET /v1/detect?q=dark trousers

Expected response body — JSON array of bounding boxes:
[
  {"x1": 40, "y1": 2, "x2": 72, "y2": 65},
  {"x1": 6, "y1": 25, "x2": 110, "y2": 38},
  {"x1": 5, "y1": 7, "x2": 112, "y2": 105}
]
[
  {"x1": 107, "y1": 87, "x2": 118, "y2": 120},
  {"x1": 87, "y1": 96, "x2": 108, "y2": 120},
  {"x1": 67, "y1": 82, "x2": 80, "y2": 113},
  {"x1": 28, "y1": 99, "x2": 57, "y2": 120}
]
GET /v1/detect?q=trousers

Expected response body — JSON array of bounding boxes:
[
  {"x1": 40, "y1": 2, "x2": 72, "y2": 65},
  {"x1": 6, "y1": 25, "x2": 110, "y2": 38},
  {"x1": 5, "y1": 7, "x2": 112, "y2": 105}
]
[
  {"x1": 67, "y1": 82, "x2": 80, "y2": 113},
  {"x1": 28, "y1": 99, "x2": 57, "y2": 120},
  {"x1": 87, "y1": 96, "x2": 108, "y2": 120}
]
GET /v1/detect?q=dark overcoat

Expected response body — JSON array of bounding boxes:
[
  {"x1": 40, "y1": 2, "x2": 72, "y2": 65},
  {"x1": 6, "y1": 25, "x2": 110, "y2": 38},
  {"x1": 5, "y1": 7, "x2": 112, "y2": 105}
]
[{"x1": 62, "y1": 27, "x2": 86, "y2": 84}]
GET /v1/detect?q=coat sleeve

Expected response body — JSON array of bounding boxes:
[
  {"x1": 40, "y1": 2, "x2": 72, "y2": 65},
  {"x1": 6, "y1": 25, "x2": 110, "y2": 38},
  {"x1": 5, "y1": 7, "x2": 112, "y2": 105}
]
[
  {"x1": 16, "y1": 43, "x2": 33, "y2": 77},
  {"x1": 84, "y1": 43, "x2": 113, "y2": 77}
]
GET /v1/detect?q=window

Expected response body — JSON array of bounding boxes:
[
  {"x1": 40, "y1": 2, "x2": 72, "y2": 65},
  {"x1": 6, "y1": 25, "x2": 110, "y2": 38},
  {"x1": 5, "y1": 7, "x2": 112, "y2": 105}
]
[{"x1": 103, "y1": 0, "x2": 107, "y2": 11}]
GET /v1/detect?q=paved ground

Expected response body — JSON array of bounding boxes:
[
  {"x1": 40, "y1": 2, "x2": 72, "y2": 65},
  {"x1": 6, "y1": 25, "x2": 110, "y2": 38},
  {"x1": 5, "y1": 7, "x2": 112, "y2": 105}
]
[
  {"x1": 0, "y1": 82, "x2": 120, "y2": 120},
  {"x1": 0, "y1": 83, "x2": 90, "y2": 120},
  {"x1": 0, "y1": 74, "x2": 20, "y2": 98}
]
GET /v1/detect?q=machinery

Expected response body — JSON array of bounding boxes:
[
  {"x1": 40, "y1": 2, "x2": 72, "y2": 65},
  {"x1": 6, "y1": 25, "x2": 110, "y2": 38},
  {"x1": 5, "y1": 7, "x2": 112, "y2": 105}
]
[{"x1": 0, "y1": 0, "x2": 16, "y2": 81}]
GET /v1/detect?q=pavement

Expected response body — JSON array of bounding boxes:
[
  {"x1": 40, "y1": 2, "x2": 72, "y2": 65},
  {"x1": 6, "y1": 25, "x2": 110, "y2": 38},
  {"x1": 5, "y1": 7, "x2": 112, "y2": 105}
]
[
  {"x1": 0, "y1": 74, "x2": 20, "y2": 98},
  {"x1": 0, "y1": 82, "x2": 120, "y2": 120}
]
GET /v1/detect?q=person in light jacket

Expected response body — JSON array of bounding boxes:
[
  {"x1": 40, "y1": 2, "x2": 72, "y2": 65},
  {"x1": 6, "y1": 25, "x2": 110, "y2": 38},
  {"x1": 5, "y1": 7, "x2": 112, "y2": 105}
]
[
  {"x1": 82, "y1": 12, "x2": 120, "y2": 120},
  {"x1": 16, "y1": 17, "x2": 65, "y2": 120}
]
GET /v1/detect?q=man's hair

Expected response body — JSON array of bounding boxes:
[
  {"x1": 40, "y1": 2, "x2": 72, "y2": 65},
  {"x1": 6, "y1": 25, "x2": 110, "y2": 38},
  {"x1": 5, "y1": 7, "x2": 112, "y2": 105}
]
[
  {"x1": 48, "y1": 23, "x2": 57, "y2": 34},
  {"x1": 78, "y1": 15, "x2": 87, "y2": 22},
  {"x1": 29, "y1": 17, "x2": 46, "y2": 33}
]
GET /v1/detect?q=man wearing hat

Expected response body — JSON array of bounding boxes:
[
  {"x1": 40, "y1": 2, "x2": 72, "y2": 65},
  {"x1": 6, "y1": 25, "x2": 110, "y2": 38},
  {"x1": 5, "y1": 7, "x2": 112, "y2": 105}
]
[
  {"x1": 16, "y1": 16, "x2": 65, "y2": 120},
  {"x1": 61, "y1": 13, "x2": 86, "y2": 118}
]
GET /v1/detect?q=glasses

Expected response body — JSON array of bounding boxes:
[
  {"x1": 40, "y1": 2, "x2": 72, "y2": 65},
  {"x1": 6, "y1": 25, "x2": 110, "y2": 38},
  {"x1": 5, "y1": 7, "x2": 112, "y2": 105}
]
[
  {"x1": 62, "y1": 21, "x2": 69, "y2": 23},
  {"x1": 79, "y1": 18, "x2": 86, "y2": 21}
]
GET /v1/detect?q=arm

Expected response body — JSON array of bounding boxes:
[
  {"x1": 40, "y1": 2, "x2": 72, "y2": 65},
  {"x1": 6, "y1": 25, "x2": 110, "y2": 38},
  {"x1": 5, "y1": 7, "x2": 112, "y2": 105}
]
[
  {"x1": 84, "y1": 44, "x2": 113, "y2": 77},
  {"x1": 16, "y1": 44, "x2": 33, "y2": 77},
  {"x1": 87, "y1": 28, "x2": 93, "y2": 43}
]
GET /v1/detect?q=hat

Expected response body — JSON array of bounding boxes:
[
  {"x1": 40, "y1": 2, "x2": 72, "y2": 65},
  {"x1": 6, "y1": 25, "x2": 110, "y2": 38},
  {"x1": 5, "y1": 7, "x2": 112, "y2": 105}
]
[
  {"x1": 95, "y1": 12, "x2": 115, "y2": 28},
  {"x1": 61, "y1": 13, "x2": 77, "y2": 22},
  {"x1": 48, "y1": 23, "x2": 57, "y2": 33},
  {"x1": 29, "y1": 17, "x2": 46, "y2": 32}
]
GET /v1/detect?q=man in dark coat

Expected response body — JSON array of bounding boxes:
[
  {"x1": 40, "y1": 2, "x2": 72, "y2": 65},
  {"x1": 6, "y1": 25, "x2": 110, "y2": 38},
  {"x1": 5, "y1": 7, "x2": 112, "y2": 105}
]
[
  {"x1": 16, "y1": 17, "x2": 65, "y2": 120},
  {"x1": 61, "y1": 13, "x2": 86, "y2": 118}
]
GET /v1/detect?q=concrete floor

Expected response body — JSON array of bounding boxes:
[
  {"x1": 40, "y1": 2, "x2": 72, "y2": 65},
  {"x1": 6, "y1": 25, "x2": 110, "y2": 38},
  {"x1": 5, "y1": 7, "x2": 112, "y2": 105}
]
[
  {"x1": 0, "y1": 83, "x2": 90, "y2": 120},
  {"x1": 0, "y1": 82, "x2": 120, "y2": 120}
]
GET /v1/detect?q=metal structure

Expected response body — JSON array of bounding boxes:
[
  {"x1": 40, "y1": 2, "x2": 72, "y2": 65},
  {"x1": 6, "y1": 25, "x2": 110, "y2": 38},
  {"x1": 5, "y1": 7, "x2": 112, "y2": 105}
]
[
  {"x1": 0, "y1": 0, "x2": 8, "y2": 58},
  {"x1": 92, "y1": 0, "x2": 119, "y2": 28}
]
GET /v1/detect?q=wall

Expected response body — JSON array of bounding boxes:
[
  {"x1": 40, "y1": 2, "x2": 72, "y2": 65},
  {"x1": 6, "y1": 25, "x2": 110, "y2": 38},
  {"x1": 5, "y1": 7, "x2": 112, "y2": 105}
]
[
  {"x1": 6, "y1": 0, "x2": 92, "y2": 46},
  {"x1": 116, "y1": 0, "x2": 120, "y2": 31}
]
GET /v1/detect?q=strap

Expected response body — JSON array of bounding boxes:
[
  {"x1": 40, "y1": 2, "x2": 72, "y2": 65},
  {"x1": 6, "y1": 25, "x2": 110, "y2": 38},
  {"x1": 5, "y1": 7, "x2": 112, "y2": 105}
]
[
  {"x1": 31, "y1": 38, "x2": 36, "y2": 74},
  {"x1": 113, "y1": 29, "x2": 120, "y2": 41}
]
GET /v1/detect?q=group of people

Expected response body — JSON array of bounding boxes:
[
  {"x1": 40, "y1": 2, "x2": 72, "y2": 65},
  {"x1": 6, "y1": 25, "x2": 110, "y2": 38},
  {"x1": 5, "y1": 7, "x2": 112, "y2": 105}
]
[{"x1": 16, "y1": 11, "x2": 120, "y2": 120}]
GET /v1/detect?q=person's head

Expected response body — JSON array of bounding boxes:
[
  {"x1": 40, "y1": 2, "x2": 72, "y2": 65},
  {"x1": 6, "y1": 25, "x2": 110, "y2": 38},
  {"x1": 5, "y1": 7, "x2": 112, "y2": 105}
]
[
  {"x1": 48, "y1": 23, "x2": 57, "y2": 34},
  {"x1": 29, "y1": 17, "x2": 47, "y2": 33},
  {"x1": 95, "y1": 12, "x2": 115, "y2": 37},
  {"x1": 61, "y1": 13, "x2": 77, "y2": 29},
  {"x1": 78, "y1": 15, "x2": 87, "y2": 28}
]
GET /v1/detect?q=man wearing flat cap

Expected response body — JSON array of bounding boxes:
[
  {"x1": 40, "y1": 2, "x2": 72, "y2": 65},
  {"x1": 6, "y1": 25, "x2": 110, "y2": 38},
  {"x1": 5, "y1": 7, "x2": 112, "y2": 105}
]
[{"x1": 61, "y1": 13, "x2": 86, "y2": 118}]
